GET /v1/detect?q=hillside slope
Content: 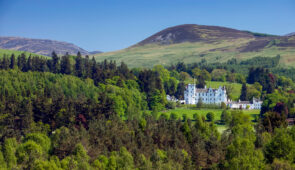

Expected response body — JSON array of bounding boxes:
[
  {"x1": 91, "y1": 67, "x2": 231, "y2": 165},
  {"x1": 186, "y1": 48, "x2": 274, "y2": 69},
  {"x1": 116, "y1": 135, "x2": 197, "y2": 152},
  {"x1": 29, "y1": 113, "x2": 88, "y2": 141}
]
[
  {"x1": 94, "y1": 24, "x2": 295, "y2": 68},
  {"x1": 0, "y1": 37, "x2": 99, "y2": 56},
  {"x1": 0, "y1": 49, "x2": 47, "y2": 58}
]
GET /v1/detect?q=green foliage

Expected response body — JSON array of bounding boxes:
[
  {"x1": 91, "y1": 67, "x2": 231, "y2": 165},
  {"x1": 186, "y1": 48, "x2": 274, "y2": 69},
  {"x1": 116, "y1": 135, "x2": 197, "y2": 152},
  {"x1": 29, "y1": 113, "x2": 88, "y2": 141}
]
[
  {"x1": 0, "y1": 147, "x2": 7, "y2": 169},
  {"x1": 264, "y1": 128, "x2": 295, "y2": 163},
  {"x1": 181, "y1": 121, "x2": 192, "y2": 142},
  {"x1": 271, "y1": 159, "x2": 295, "y2": 170},
  {"x1": 116, "y1": 147, "x2": 134, "y2": 170},
  {"x1": 206, "y1": 112, "x2": 215, "y2": 122},
  {"x1": 229, "y1": 110, "x2": 255, "y2": 141},
  {"x1": 221, "y1": 110, "x2": 232, "y2": 124},
  {"x1": 32, "y1": 158, "x2": 62, "y2": 170},
  {"x1": 0, "y1": 69, "x2": 101, "y2": 100},
  {"x1": 196, "y1": 98, "x2": 203, "y2": 108},
  {"x1": 225, "y1": 137, "x2": 265, "y2": 169},
  {"x1": 16, "y1": 140, "x2": 44, "y2": 167},
  {"x1": 138, "y1": 154, "x2": 153, "y2": 170},
  {"x1": 73, "y1": 143, "x2": 90, "y2": 170},
  {"x1": 3, "y1": 138, "x2": 17, "y2": 169},
  {"x1": 1, "y1": 51, "x2": 295, "y2": 169},
  {"x1": 221, "y1": 102, "x2": 227, "y2": 109},
  {"x1": 240, "y1": 83, "x2": 248, "y2": 101},
  {"x1": 24, "y1": 133, "x2": 51, "y2": 154}
]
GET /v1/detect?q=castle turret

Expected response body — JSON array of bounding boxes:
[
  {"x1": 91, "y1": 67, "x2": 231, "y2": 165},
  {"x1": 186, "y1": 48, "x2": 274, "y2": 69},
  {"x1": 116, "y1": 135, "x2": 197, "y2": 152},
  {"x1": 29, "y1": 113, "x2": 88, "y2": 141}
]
[{"x1": 184, "y1": 84, "x2": 196, "y2": 104}]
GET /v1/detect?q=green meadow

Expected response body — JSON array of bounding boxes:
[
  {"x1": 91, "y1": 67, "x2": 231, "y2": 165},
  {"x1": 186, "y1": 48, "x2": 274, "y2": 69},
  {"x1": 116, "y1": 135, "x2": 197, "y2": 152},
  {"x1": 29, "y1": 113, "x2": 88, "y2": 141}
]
[
  {"x1": 94, "y1": 40, "x2": 295, "y2": 68},
  {"x1": 160, "y1": 107, "x2": 260, "y2": 132},
  {"x1": 160, "y1": 107, "x2": 260, "y2": 121},
  {"x1": 0, "y1": 49, "x2": 47, "y2": 58}
]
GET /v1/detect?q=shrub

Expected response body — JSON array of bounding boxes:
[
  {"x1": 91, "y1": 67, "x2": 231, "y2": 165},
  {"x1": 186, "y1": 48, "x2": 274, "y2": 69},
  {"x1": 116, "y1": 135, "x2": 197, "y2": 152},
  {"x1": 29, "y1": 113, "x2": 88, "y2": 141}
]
[{"x1": 206, "y1": 112, "x2": 215, "y2": 122}]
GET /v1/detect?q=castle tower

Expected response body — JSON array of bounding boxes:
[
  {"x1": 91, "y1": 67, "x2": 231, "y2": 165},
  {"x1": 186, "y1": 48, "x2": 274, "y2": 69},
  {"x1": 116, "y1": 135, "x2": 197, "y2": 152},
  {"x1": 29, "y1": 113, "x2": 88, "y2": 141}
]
[{"x1": 184, "y1": 84, "x2": 196, "y2": 104}]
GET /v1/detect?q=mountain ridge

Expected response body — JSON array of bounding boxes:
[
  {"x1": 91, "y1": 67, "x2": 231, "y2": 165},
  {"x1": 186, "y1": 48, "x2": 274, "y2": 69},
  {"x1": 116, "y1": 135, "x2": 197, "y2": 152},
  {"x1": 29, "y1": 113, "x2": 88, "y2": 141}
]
[
  {"x1": 0, "y1": 36, "x2": 101, "y2": 56},
  {"x1": 135, "y1": 24, "x2": 257, "y2": 46}
]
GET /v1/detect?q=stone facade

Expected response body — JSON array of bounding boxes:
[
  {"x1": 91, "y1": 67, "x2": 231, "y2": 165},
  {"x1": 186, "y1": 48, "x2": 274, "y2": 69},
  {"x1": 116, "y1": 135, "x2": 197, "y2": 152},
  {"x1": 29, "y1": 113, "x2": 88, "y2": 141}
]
[
  {"x1": 184, "y1": 84, "x2": 227, "y2": 105},
  {"x1": 184, "y1": 84, "x2": 262, "y2": 110},
  {"x1": 227, "y1": 98, "x2": 262, "y2": 110}
]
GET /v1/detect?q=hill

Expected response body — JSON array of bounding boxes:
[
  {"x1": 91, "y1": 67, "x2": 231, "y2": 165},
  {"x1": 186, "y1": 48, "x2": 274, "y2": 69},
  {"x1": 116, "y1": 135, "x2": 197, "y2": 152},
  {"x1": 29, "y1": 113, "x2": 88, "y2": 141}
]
[
  {"x1": 135, "y1": 24, "x2": 256, "y2": 46},
  {"x1": 0, "y1": 48, "x2": 47, "y2": 58},
  {"x1": 0, "y1": 36, "x2": 101, "y2": 56},
  {"x1": 94, "y1": 24, "x2": 295, "y2": 68},
  {"x1": 285, "y1": 32, "x2": 295, "y2": 36}
]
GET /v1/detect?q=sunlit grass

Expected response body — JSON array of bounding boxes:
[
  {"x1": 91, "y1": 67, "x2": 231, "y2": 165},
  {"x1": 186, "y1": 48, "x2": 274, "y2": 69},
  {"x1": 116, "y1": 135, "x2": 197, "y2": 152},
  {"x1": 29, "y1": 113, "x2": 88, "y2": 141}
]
[{"x1": 94, "y1": 40, "x2": 294, "y2": 68}]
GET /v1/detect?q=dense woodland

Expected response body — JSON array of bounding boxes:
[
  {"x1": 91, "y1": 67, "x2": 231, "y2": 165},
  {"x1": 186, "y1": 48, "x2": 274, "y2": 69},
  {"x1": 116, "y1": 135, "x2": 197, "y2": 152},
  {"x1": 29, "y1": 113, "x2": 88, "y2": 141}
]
[{"x1": 0, "y1": 52, "x2": 295, "y2": 169}]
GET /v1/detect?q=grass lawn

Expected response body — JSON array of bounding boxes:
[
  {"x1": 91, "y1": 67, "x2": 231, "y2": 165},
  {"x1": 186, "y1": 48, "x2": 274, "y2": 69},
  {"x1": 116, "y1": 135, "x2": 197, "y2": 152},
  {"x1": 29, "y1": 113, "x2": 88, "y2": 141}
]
[
  {"x1": 161, "y1": 107, "x2": 260, "y2": 121},
  {"x1": 216, "y1": 125, "x2": 227, "y2": 133},
  {"x1": 160, "y1": 107, "x2": 260, "y2": 132}
]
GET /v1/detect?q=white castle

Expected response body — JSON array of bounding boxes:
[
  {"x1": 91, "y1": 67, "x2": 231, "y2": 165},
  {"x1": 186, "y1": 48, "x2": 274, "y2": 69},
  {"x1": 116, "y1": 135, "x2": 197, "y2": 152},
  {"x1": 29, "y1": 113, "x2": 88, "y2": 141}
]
[
  {"x1": 184, "y1": 84, "x2": 227, "y2": 105},
  {"x1": 184, "y1": 84, "x2": 262, "y2": 110}
]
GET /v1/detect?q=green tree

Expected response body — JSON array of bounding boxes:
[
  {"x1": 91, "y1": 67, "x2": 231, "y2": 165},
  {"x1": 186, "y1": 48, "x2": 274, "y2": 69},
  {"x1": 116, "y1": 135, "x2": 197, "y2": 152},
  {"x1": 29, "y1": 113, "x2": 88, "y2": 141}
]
[
  {"x1": 3, "y1": 138, "x2": 17, "y2": 169},
  {"x1": 75, "y1": 52, "x2": 84, "y2": 77},
  {"x1": 24, "y1": 133, "x2": 51, "y2": 155},
  {"x1": 73, "y1": 143, "x2": 90, "y2": 170},
  {"x1": 9, "y1": 53, "x2": 16, "y2": 69},
  {"x1": 170, "y1": 113, "x2": 178, "y2": 121},
  {"x1": 201, "y1": 69, "x2": 211, "y2": 81},
  {"x1": 60, "y1": 55, "x2": 72, "y2": 74},
  {"x1": 116, "y1": 147, "x2": 134, "y2": 170},
  {"x1": 221, "y1": 102, "x2": 227, "y2": 109},
  {"x1": 0, "y1": 147, "x2": 7, "y2": 169},
  {"x1": 17, "y1": 53, "x2": 27, "y2": 71},
  {"x1": 16, "y1": 140, "x2": 44, "y2": 168},
  {"x1": 221, "y1": 110, "x2": 232, "y2": 124},
  {"x1": 181, "y1": 121, "x2": 192, "y2": 143},
  {"x1": 191, "y1": 67, "x2": 201, "y2": 78},
  {"x1": 206, "y1": 112, "x2": 215, "y2": 122},
  {"x1": 50, "y1": 51, "x2": 60, "y2": 73},
  {"x1": 138, "y1": 154, "x2": 153, "y2": 170},
  {"x1": 264, "y1": 128, "x2": 295, "y2": 163},
  {"x1": 225, "y1": 137, "x2": 265, "y2": 169},
  {"x1": 271, "y1": 159, "x2": 295, "y2": 170},
  {"x1": 175, "y1": 81, "x2": 185, "y2": 100},
  {"x1": 196, "y1": 98, "x2": 203, "y2": 108},
  {"x1": 240, "y1": 83, "x2": 247, "y2": 101}
]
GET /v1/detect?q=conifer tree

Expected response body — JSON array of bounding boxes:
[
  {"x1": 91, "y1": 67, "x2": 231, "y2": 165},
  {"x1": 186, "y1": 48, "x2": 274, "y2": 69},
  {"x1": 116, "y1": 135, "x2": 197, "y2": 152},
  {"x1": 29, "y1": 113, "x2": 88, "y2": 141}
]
[
  {"x1": 84, "y1": 55, "x2": 92, "y2": 78},
  {"x1": 60, "y1": 54, "x2": 72, "y2": 74},
  {"x1": 75, "y1": 51, "x2": 84, "y2": 77},
  {"x1": 10, "y1": 54, "x2": 16, "y2": 69},
  {"x1": 240, "y1": 83, "x2": 248, "y2": 101},
  {"x1": 50, "y1": 51, "x2": 60, "y2": 73},
  {"x1": 2, "y1": 56, "x2": 10, "y2": 70},
  {"x1": 26, "y1": 55, "x2": 33, "y2": 71}
]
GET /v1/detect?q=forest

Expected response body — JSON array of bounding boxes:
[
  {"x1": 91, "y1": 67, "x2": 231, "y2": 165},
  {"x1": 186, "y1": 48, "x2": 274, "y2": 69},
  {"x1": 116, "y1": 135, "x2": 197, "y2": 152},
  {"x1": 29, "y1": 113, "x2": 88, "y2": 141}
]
[{"x1": 0, "y1": 52, "x2": 295, "y2": 169}]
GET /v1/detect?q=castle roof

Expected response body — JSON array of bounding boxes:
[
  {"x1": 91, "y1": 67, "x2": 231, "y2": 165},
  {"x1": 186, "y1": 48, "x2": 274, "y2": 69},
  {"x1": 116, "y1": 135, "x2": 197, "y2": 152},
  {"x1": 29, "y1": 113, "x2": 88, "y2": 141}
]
[
  {"x1": 229, "y1": 101, "x2": 251, "y2": 104},
  {"x1": 195, "y1": 89, "x2": 208, "y2": 93}
]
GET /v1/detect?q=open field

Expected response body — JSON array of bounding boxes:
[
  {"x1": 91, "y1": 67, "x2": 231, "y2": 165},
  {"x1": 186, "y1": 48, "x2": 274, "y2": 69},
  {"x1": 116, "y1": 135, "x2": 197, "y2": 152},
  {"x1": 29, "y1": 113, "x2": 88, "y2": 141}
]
[
  {"x1": 160, "y1": 107, "x2": 260, "y2": 133},
  {"x1": 0, "y1": 49, "x2": 47, "y2": 58},
  {"x1": 161, "y1": 107, "x2": 260, "y2": 121},
  {"x1": 94, "y1": 41, "x2": 295, "y2": 68}
]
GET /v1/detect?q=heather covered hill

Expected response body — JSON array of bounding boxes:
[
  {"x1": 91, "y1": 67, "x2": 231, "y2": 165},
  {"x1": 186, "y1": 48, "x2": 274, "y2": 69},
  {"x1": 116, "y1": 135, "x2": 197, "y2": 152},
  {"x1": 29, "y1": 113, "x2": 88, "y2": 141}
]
[
  {"x1": 135, "y1": 24, "x2": 256, "y2": 46},
  {"x1": 94, "y1": 24, "x2": 295, "y2": 68},
  {"x1": 0, "y1": 36, "x2": 101, "y2": 56}
]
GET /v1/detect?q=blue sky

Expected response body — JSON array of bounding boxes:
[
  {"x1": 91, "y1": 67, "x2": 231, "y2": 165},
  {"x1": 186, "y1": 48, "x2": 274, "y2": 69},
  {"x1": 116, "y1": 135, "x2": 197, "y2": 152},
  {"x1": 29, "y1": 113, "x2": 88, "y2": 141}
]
[{"x1": 0, "y1": 0, "x2": 294, "y2": 52}]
